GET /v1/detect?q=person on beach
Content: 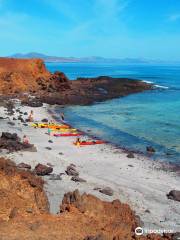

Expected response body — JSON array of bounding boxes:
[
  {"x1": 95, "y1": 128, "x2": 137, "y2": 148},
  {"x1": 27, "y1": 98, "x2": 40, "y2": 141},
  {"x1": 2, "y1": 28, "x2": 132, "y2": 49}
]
[
  {"x1": 48, "y1": 127, "x2": 52, "y2": 136},
  {"x1": 60, "y1": 112, "x2": 65, "y2": 122},
  {"x1": 49, "y1": 119, "x2": 55, "y2": 125},
  {"x1": 23, "y1": 135, "x2": 29, "y2": 144},
  {"x1": 28, "y1": 110, "x2": 34, "y2": 122},
  {"x1": 75, "y1": 137, "x2": 81, "y2": 147}
]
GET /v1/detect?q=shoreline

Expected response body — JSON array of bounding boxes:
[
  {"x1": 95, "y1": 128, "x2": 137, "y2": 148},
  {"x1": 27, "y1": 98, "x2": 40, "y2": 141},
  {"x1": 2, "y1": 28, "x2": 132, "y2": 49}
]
[
  {"x1": 49, "y1": 105, "x2": 180, "y2": 175},
  {"x1": 0, "y1": 101, "x2": 180, "y2": 232}
]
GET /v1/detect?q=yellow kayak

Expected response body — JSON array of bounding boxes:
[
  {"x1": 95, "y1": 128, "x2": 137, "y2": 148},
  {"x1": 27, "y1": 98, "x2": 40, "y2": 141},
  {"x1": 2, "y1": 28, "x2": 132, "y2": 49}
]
[
  {"x1": 51, "y1": 128, "x2": 77, "y2": 133},
  {"x1": 31, "y1": 123, "x2": 70, "y2": 129}
]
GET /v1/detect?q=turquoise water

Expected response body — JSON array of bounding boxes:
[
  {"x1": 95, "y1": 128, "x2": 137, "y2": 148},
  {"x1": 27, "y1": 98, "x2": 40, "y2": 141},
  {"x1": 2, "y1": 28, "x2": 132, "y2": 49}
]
[{"x1": 46, "y1": 63, "x2": 180, "y2": 164}]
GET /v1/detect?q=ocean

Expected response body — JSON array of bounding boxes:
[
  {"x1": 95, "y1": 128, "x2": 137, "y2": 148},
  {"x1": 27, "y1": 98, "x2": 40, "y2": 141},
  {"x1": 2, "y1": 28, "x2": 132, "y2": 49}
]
[{"x1": 46, "y1": 63, "x2": 180, "y2": 165}]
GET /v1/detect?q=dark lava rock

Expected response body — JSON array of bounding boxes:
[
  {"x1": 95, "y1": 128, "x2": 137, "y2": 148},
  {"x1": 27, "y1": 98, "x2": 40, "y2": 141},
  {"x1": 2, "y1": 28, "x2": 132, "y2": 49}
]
[
  {"x1": 49, "y1": 174, "x2": 62, "y2": 180},
  {"x1": 34, "y1": 163, "x2": 53, "y2": 176},
  {"x1": 99, "y1": 187, "x2": 114, "y2": 196},
  {"x1": 135, "y1": 214, "x2": 144, "y2": 227},
  {"x1": 48, "y1": 140, "x2": 53, "y2": 143},
  {"x1": 41, "y1": 118, "x2": 48, "y2": 123},
  {"x1": 128, "y1": 164, "x2": 134, "y2": 167},
  {"x1": 1, "y1": 132, "x2": 20, "y2": 141},
  {"x1": 0, "y1": 132, "x2": 34, "y2": 152},
  {"x1": 7, "y1": 121, "x2": 15, "y2": 126},
  {"x1": 25, "y1": 99, "x2": 43, "y2": 108},
  {"x1": 24, "y1": 112, "x2": 28, "y2": 115},
  {"x1": 172, "y1": 232, "x2": 180, "y2": 240},
  {"x1": 17, "y1": 162, "x2": 31, "y2": 170},
  {"x1": 93, "y1": 187, "x2": 101, "y2": 191},
  {"x1": 146, "y1": 146, "x2": 156, "y2": 153},
  {"x1": 18, "y1": 116, "x2": 25, "y2": 123},
  {"x1": 127, "y1": 152, "x2": 135, "y2": 158},
  {"x1": 65, "y1": 165, "x2": 79, "y2": 176},
  {"x1": 13, "y1": 117, "x2": 17, "y2": 120},
  {"x1": 71, "y1": 176, "x2": 86, "y2": 183},
  {"x1": 145, "y1": 209, "x2": 151, "y2": 213},
  {"x1": 45, "y1": 147, "x2": 52, "y2": 150},
  {"x1": 7, "y1": 110, "x2": 14, "y2": 116},
  {"x1": 167, "y1": 190, "x2": 180, "y2": 202},
  {"x1": 23, "y1": 123, "x2": 28, "y2": 126}
]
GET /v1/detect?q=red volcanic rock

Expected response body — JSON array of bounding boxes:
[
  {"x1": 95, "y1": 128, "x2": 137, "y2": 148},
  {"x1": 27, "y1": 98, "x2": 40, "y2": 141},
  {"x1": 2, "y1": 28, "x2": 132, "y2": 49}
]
[
  {"x1": 0, "y1": 58, "x2": 70, "y2": 94},
  {"x1": 0, "y1": 159, "x2": 176, "y2": 240},
  {"x1": 34, "y1": 163, "x2": 53, "y2": 176}
]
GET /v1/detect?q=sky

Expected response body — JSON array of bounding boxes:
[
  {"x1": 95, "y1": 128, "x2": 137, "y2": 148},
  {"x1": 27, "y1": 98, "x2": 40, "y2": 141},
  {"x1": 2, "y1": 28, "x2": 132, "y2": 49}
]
[{"x1": 0, "y1": 0, "x2": 180, "y2": 60}]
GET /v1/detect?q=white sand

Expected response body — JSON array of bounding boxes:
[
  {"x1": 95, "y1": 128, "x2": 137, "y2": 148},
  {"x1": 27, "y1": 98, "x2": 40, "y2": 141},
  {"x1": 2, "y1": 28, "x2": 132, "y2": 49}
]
[{"x1": 0, "y1": 102, "x2": 179, "y2": 232}]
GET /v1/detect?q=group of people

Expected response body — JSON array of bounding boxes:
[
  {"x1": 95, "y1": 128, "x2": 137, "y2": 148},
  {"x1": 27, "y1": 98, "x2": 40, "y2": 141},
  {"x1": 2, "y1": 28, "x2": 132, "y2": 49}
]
[
  {"x1": 21, "y1": 109, "x2": 34, "y2": 145},
  {"x1": 23, "y1": 110, "x2": 68, "y2": 144}
]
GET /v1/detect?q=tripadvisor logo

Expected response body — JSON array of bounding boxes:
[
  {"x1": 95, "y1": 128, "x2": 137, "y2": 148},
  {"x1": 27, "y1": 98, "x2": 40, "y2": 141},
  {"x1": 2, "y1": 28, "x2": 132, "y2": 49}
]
[
  {"x1": 135, "y1": 227, "x2": 174, "y2": 236},
  {"x1": 135, "y1": 227, "x2": 144, "y2": 236}
]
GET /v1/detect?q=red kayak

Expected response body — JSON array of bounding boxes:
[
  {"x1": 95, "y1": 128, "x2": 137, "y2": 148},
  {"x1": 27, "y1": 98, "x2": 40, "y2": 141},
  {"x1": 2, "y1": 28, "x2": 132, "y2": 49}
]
[
  {"x1": 74, "y1": 140, "x2": 105, "y2": 146},
  {"x1": 53, "y1": 133, "x2": 82, "y2": 137}
]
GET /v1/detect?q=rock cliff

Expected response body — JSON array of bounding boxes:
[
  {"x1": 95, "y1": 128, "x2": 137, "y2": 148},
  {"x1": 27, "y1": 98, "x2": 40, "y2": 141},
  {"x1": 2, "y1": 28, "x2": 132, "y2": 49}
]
[
  {"x1": 0, "y1": 58, "x2": 153, "y2": 105},
  {"x1": 0, "y1": 158, "x2": 175, "y2": 240},
  {"x1": 0, "y1": 58, "x2": 70, "y2": 94}
]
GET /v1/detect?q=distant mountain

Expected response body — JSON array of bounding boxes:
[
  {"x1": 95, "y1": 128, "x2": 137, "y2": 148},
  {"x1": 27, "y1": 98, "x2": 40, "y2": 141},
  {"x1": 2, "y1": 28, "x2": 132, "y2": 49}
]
[
  {"x1": 9, "y1": 52, "x2": 178, "y2": 64},
  {"x1": 10, "y1": 52, "x2": 79, "y2": 62},
  {"x1": 9, "y1": 52, "x2": 152, "y2": 64}
]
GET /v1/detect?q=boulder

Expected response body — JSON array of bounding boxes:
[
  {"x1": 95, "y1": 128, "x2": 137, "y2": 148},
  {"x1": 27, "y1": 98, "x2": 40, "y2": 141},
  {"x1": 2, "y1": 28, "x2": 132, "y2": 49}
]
[
  {"x1": 41, "y1": 118, "x2": 48, "y2": 123},
  {"x1": 7, "y1": 121, "x2": 15, "y2": 126},
  {"x1": 65, "y1": 165, "x2": 79, "y2": 176},
  {"x1": 18, "y1": 116, "x2": 25, "y2": 123},
  {"x1": 172, "y1": 233, "x2": 180, "y2": 240},
  {"x1": 0, "y1": 132, "x2": 35, "y2": 152},
  {"x1": 71, "y1": 176, "x2": 86, "y2": 183},
  {"x1": 26, "y1": 100, "x2": 43, "y2": 108},
  {"x1": 34, "y1": 164, "x2": 53, "y2": 176},
  {"x1": 17, "y1": 163, "x2": 31, "y2": 170},
  {"x1": 167, "y1": 190, "x2": 180, "y2": 202},
  {"x1": 126, "y1": 152, "x2": 135, "y2": 158},
  {"x1": 146, "y1": 146, "x2": 155, "y2": 153},
  {"x1": 128, "y1": 164, "x2": 134, "y2": 167},
  {"x1": 99, "y1": 187, "x2": 114, "y2": 196},
  {"x1": 1, "y1": 132, "x2": 20, "y2": 141},
  {"x1": 45, "y1": 147, "x2": 52, "y2": 150}
]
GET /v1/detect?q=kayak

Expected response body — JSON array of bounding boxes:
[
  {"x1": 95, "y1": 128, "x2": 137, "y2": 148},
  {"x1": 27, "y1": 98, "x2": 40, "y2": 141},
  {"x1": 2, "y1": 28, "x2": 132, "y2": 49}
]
[
  {"x1": 53, "y1": 133, "x2": 82, "y2": 137},
  {"x1": 51, "y1": 128, "x2": 77, "y2": 133},
  {"x1": 74, "y1": 140, "x2": 105, "y2": 146},
  {"x1": 31, "y1": 123, "x2": 70, "y2": 129}
]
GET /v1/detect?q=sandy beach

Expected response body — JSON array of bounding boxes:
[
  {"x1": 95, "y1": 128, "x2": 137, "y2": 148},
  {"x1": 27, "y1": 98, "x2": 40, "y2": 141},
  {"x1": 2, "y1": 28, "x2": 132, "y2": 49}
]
[{"x1": 0, "y1": 101, "x2": 179, "y2": 232}]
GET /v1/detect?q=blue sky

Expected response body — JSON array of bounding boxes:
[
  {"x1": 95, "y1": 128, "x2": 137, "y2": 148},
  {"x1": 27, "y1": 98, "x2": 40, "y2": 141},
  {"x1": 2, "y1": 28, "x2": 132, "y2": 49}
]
[{"x1": 0, "y1": 0, "x2": 180, "y2": 60}]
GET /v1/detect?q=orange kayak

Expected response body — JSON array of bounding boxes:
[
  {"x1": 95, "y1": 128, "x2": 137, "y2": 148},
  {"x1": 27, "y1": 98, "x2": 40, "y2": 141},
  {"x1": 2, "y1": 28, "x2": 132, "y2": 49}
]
[
  {"x1": 54, "y1": 133, "x2": 82, "y2": 137},
  {"x1": 74, "y1": 140, "x2": 105, "y2": 146}
]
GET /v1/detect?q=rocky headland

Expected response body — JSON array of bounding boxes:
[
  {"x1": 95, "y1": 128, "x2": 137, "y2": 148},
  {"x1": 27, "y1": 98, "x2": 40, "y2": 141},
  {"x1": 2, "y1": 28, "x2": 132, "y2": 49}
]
[{"x1": 0, "y1": 57, "x2": 153, "y2": 105}]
